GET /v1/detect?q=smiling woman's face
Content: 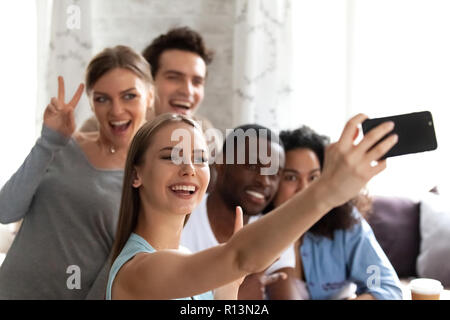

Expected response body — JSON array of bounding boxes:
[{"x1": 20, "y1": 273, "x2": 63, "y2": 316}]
[
  {"x1": 133, "y1": 121, "x2": 210, "y2": 216},
  {"x1": 273, "y1": 148, "x2": 322, "y2": 207},
  {"x1": 90, "y1": 67, "x2": 151, "y2": 149}
]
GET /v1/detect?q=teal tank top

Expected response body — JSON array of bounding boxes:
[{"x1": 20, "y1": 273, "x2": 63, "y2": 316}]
[{"x1": 106, "y1": 233, "x2": 214, "y2": 300}]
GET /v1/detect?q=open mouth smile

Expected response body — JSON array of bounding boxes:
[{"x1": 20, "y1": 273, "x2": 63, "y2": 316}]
[
  {"x1": 245, "y1": 189, "x2": 268, "y2": 204},
  {"x1": 169, "y1": 183, "x2": 199, "y2": 199},
  {"x1": 169, "y1": 100, "x2": 192, "y2": 114},
  {"x1": 109, "y1": 120, "x2": 132, "y2": 134}
]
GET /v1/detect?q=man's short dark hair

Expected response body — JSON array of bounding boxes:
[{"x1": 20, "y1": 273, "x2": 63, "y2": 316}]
[
  {"x1": 142, "y1": 26, "x2": 214, "y2": 78},
  {"x1": 221, "y1": 124, "x2": 283, "y2": 156}
]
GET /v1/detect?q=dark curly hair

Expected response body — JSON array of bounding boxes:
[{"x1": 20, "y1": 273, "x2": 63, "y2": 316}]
[
  {"x1": 271, "y1": 126, "x2": 372, "y2": 239},
  {"x1": 142, "y1": 26, "x2": 214, "y2": 78},
  {"x1": 279, "y1": 126, "x2": 329, "y2": 168}
]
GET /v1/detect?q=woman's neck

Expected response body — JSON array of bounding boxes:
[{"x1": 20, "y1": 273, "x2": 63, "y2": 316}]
[
  {"x1": 134, "y1": 202, "x2": 186, "y2": 251},
  {"x1": 73, "y1": 131, "x2": 127, "y2": 169},
  {"x1": 96, "y1": 132, "x2": 128, "y2": 158}
]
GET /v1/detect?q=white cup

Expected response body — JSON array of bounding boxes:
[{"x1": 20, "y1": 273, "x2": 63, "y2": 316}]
[{"x1": 409, "y1": 278, "x2": 443, "y2": 300}]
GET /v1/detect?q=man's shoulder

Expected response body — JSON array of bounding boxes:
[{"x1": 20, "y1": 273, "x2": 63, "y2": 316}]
[{"x1": 78, "y1": 115, "x2": 99, "y2": 133}]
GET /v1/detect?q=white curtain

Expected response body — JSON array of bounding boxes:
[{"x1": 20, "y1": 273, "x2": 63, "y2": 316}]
[
  {"x1": 38, "y1": 0, "x2": 93, "y2": 132},
  {"x1": 348, "y1": 0, "x2": 450, "y2": 196},
  {"x1": 0, "y1": 1, "x2": 37, "y2": 188},
  {"x1": 232, "y1": 0, "x2": 449, "y2": 196},
  {"x1": 232, "y1": 0, "x2": 294, "y2": 132}
]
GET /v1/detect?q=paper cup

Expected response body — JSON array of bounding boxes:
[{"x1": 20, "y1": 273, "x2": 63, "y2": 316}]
[{"x1": 409, "y1": 278, "x2": 443, "y2": 300}]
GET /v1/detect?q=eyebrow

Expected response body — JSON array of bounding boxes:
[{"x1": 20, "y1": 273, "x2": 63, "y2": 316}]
[
  {"x1": 164, "y1": 70, "x2": 184, "y2": 76},
  {"x1": 284, "y1": 168, "x2": 321, "y2": 175},
  {"x1": 164, "y1": 70, "x2": 205, "y2": 80},
  {"x1": 93, "y1": 88, "x2": 136, "y2": 95}
]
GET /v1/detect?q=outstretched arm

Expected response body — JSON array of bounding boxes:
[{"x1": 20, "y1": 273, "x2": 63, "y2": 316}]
[
  {"x1": 213, "y1": 207, "x2": 244, "y2": 300},
  {"x1": 112, "y1": 114, "x2": 398, "y2": 300}
]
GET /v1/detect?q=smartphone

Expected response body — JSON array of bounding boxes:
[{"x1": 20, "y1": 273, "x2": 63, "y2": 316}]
[{"x1": 362, "y1": 111, "x2": 438, "y2": 159}]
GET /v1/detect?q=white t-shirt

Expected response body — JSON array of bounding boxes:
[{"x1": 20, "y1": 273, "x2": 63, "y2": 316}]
[{"x1": 180, "y1": 194, "x2": 296, "y2": 275}]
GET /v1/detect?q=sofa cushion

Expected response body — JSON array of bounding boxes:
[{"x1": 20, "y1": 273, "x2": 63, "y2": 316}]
[
  {"x1": 417, "y1": 193, "x2": 450, "y2": 287},
  {"x1": 367, "y1": 196, "x2": 421, "y2": 278}
]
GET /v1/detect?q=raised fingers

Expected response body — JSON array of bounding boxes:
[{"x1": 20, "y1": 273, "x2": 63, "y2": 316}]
[
  {"x1": 365, "y1": 133, "x2": 398, "y2": 163},
  {"x1": 357, "y1": 121, "x2": 395, "y2": 154},
  {"x1": 68, "y1": 83, "x2": 85, "y2": 109},
  {"x1": 338, "y1": 114, "x2": 368, "y2": 150},
  {"x1": 57, "y1": 76, "x2": 65, "y2": 103}
]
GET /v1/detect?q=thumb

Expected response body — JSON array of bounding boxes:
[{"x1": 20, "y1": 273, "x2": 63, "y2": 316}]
[{"x1": 233, "y1": 206, "x2": 244, "y2": 234}]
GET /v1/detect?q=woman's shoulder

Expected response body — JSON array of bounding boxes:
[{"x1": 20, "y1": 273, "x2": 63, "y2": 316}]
[
  {"x1": 73, "y1": 130, "x2": 99, "y2": 146},
  {"x1": 341, "y1": 208, "x2": 375, "y2": 242}
]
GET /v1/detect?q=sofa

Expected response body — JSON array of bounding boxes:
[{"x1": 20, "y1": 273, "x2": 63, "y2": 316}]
[{"x1": 367, "y1": 193, "x2": 450, "y2": 290}]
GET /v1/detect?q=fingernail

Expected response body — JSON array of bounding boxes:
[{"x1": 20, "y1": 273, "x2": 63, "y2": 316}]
[
  {"x1": 387, "y1": 121, "x2": 395, "y2": 129},
  {"x1": 392, "y1": 134, "x2": 398, "y2": 142}
]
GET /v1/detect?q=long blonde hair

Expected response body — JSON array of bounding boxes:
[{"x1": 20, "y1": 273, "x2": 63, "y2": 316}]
[{"x1": 110, "y1": 113, "x2": 203, "y2": 263}]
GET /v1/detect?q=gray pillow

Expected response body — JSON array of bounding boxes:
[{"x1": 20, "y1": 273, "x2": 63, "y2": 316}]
[{"x1": 417, "y1": 194, "x2": 450, "y2": 287}]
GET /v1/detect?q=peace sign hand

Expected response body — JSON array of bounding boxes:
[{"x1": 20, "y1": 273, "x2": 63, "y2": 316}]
[{"x1": 44, "y1": 76, "x2": 84, "y2": 138}]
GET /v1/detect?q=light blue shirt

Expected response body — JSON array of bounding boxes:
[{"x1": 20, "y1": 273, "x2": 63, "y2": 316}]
[
  {"x1": 300, "y1": 209, "x2": 403, "y2": 300},
  {"x1": 106, "y1": 233, "x2": 214, "y2": 300}
]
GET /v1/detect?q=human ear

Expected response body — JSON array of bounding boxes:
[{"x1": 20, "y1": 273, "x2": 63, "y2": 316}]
[
  {"x1": 145, "y1": 88, "x2": 156, "y2": 121},
  {"x1": 132, "y1": 167, "x2": 142, "y2": 188},
  {"x1": 214, "y1": 163, "x2": 225, "y2": 179}
]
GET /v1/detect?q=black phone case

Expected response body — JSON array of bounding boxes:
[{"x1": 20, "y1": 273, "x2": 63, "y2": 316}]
[{"x1": 362, "y1": 111, "x2": 438, "y2": 159}]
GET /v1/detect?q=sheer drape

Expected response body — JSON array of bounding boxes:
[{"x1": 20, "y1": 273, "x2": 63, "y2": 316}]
[
  {"x1": 39, "y1": 0, "x2": 93, "y2": 131},
  {"x1": 232, "y1": 0, "x2": 294, "y2": 132},
  {"x1": 233, "y1": 0, "x2": 449, "y2": 196},
  {"x1": 0, "y1": 1, "x2": 37, "y2": 187}
]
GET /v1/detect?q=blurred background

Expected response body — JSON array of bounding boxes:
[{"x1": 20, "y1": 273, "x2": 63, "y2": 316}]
[{"x1": 0, "y1": 0, "x2": 449, "y2": 198}]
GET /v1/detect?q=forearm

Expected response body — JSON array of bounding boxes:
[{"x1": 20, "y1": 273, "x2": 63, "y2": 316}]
[
  {"x1": 228, "y1": 181, "x2": 333, "y2": 275},
  {"x1": 0, "y1": 126, "x2": 69, "y2": 223},
  {"x1": 228, "y1": 113, "x2": 396, "y2": 276},
  {"x1": 214, "y1": 282, "x2": 240, "y2": 300}
]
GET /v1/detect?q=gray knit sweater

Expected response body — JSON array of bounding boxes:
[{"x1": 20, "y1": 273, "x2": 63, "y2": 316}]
[{"x1": 0, "y1": 126, "x2": 123, "y2": 299}]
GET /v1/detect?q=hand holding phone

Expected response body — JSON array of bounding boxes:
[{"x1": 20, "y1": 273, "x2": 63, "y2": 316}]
[{"x1": 362, "y1": 111, "x2": 438, "y2": 159}]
